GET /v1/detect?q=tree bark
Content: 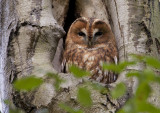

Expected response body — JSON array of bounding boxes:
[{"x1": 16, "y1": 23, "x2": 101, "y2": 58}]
[
  {"x1": 7, "y1": 0, "x2": 65, "y2": 112},
  {"x1": 106, "y1": 0, "x2": 160, "y2": 107},
  {"x1": 0, "y1": 0, "x2": 17, "y2": 112},
  {"x1": 0, "y1": 0, "x2": 160, "y2": 113}
]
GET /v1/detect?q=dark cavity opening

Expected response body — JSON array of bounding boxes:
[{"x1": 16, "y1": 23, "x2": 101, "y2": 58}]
[
  {"x1": 62, "y1": 0, "x2": 77, "y2": 73},
  {"x1": 53, "y1": 0, "x2": 77, "y2": 73},
  {"x1": 63, "y1": 0, "x2": 76, "y2": 34}
]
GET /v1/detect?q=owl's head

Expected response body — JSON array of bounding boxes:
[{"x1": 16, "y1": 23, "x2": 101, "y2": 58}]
[{"x1": 66, "y1": 17, "x2": 115, "y2": 48}]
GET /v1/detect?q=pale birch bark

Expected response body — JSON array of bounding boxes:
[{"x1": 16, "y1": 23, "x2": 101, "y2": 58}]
[
  {"x1": 146, "y1": 0, "x2": 160, "y2": 108},
  {"x1": 0, "y1": 0, "x2": 17, "y2": 112},
  {"x1": 106, "y1": 0, "x2": 160, "y2": 107},
  {"x1": 7, "y1": 0, "x2": 66, "y2": 112},
  {"x1": 52, "y1": 0, "x2": 69, "y2": 72},
  {"x1": 0, "y1": 0, "x2": 160, "y2": 113}
]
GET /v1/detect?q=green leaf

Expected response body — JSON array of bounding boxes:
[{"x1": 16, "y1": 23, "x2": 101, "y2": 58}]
[
  {"x1": 136, "y1": 101, "x2": 160, "y2": 113},
  {"x1": 69, "y1": 65, "x2": 90, "y2": 78},
  {"x1": 117, "y1": 99, "x2": 137, "y2": 113},
  {"x1": 47, "y1": 73, "x2": 64, "y2": 91},
  {"x1": 102, "y1": 63, "x2": 120, "y2": 73},
  {"x1": 127, "y1": 71, "x2": 140, "y2": 77},
  {"x1": 143, "y1": 69, "x2": 155, "y2": 81},
  {"x1": 90, "y1": 82, "x2": 108, "y2": 94},
  {"x1": 13, "y1": 76, "x2": 43, "y2": 91},
  {"x1": 128, "y1": 69, "x2": 156, "y2": 83},
  {"x1": 118, "y1": 61, "x2": 136, "y2": 71},
  {"x1": 130, "y1": 54, "x2": 145, "y2": 61},
  {"x1": 103, "y1": 61, "x2": 135, "y2": 73},
  {"x1": 9, "y1": 108, "x2": 24, "y2": 113},
  {"x1": 144, "y1": 56, "x2": 160, "y2": 69},
  {"x1": 77, "y1": 87, "x2": 92, "y2": 107},
  {"x1": 59, "y1": 103, "x2": 84, "y2": 113},
  {"x1": 154, "y1": 76, "x2": 160, "y2": 84},
  {"x1": 111, "y1": 83, "x2": 126, "y2": 99},
  {"x1": 131, "y1": 54, "x2": 160, "y2": 69},
  {"x1": 4, "y1": 100, "x2": 10, "y2": 105},
  {"x1": 135, "y1": 82, "x2": 151, "y2": 101}
]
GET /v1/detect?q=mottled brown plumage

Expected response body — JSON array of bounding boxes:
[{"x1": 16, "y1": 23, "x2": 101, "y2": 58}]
[{"x1": 62, "y1": 17, "x2": 118, "y2": 84}]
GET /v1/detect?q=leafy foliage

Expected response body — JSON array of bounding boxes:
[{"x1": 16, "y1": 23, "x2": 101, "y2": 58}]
[
  {"x1": 107, "y1": 54, "x2": 160, "y2": 113},
  {"x1": 111, "y1": 83, "x2": 126, "y2": 99},
  {"x1": 77, "y1": 87, "x2": 92, "y2": 107},
  {"x1": 132, "y1": 54, "x2": 160, "y2": 69},
  {"x1": 69, "y1": 65, "x2": 90, "y2": 78},
  {"x1": 89, "y1": 82, "x2": 108, "y2": 94},
  {"x1": 103, "y1": 61, "x2": 135, "y2": 73},
  {"x1": 59, "y1": 103, "x2": 84, "y2": 113},
  {"x1": 13, "y1": 75, "x2": 43, "y2": 91},
  {"x1": 10, "y1": 54, "x2": 160, "y2": 113},
  {"x1": 46, "y1": 73, "x2": 64, "y2": 91}
]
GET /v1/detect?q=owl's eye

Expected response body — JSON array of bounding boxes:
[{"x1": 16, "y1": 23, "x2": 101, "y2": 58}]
[
  {"x1": 78, "y1": 32, "x2": 86, "y2": 37},
  {"x1": 95, "y1": 32, "x2": 103, "y2": 37}
]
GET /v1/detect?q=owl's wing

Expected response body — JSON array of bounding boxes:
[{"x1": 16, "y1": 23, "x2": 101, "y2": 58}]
[
  {"x1": 102, "y1": 56, "x2": 118, "y2": 83},
  {"x1": 107, "y1": 56, "x2": 118, "y2": 83},
  {"x1": 103, "y1": 70, "x2": 118, "y2": 84},
  {"x1": 91, "y1": 55, "x2": 118, "y2": 84}
]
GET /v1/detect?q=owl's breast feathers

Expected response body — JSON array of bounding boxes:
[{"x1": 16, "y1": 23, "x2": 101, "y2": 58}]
[{"x1": 63, "y1": 43, "x2": 118, "y2": 84}]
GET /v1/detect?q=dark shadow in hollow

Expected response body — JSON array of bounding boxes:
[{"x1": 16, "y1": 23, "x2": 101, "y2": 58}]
[
  {"x1": 63, "y1": 0, "x2": 76, "y2": 35},
  {"x1": 53, "y1": 0, "x2": 77, "y2": 73}
]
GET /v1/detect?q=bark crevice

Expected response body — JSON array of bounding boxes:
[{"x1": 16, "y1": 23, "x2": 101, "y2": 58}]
[
  {"x1": 155, "y1": 38, "x2": 160, "y2": 54},
  {"x1": 113, "y1": 0, "x2": 126, "y2": 59},
  {"x1": 63, "y1": 0, "x2": 76, "y2": 33}
]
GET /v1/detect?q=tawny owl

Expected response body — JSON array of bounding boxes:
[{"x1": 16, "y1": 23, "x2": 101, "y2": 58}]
[{"x1": 62, "y1": 17, "x2": 118, "y2": 84}]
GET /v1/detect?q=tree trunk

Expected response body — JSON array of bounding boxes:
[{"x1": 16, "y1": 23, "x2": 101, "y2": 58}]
[
  {"x1": 0, "y1": 0, "x2": 160, "y2": 113},
  {"x1": 106, "y1": 0, "x2": 160, "y2": 107},
  {"x1": 0, "y1": 0, "x2": 17, "y2": 112}
]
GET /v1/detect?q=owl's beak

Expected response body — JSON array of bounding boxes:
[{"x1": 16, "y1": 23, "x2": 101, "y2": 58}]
[
  {"x1": 88, "y1": 41, "x2": 92, "y2": 47},
  {"x1": 87, "y1": 36, "x2": 93, "y2": 48},
  {"x1": 87, "y1": 40, "x2": 93, "y2": 48}
]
